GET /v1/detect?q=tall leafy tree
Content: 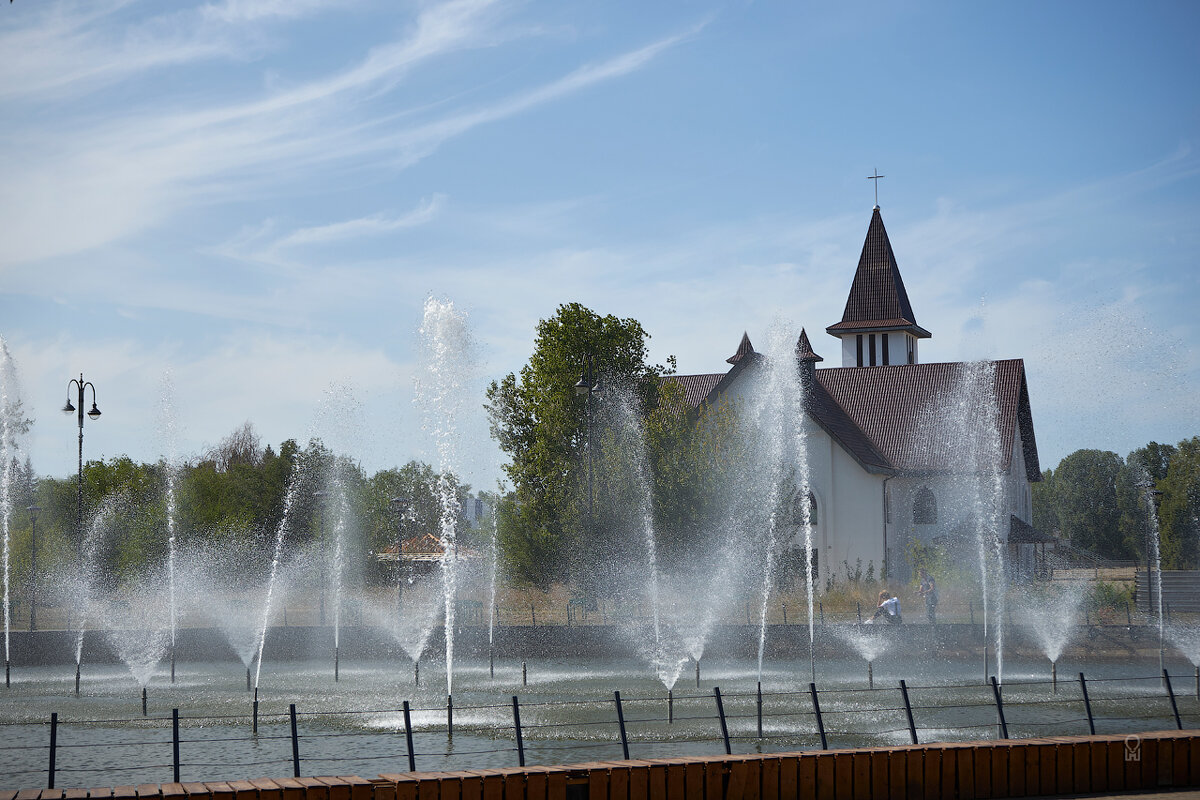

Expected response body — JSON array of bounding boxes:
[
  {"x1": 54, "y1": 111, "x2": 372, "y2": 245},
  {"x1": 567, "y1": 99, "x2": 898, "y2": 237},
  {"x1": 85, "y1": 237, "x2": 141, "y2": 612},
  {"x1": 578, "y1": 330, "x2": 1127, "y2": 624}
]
[
  {"x1": 485, "y1": 303, "x2": 669, "y2": 591},
  {"x1": 1044, "y1": 449, "x2": 1128, "y2": 559}
]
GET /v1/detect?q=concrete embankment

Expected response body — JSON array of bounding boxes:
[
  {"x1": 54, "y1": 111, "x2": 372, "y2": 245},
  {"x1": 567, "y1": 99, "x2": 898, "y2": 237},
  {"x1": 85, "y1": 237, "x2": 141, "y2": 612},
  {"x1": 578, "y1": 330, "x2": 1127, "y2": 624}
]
[{"x1": 3, "y1": 622, "x2": 1168, "y2": 667}]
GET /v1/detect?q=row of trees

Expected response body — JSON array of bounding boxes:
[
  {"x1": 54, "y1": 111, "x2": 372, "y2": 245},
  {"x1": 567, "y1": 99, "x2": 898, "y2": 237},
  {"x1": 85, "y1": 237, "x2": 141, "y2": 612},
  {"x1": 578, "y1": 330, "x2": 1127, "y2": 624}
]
[
  {"x1": 1032, "y1": 439, "x2": 1199, "y2": 568},
  {"x1": 1, "y1": 423, "x2": 474, "y2": 589}
]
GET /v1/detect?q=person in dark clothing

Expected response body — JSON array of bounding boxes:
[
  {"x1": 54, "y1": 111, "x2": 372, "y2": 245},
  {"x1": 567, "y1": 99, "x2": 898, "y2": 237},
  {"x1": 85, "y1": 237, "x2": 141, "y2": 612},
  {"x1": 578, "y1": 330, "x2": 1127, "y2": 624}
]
[{"x1": 917, "y1": 568, "x2": 938, "y2": 625}]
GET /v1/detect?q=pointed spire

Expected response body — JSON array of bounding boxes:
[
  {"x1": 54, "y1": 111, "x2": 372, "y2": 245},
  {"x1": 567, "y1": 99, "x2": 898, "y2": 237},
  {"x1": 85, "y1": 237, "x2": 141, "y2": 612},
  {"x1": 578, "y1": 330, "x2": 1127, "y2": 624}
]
[
  {"x1": 726, "y1": 331, "x2": 755, "y2": 365},
  {"x1": 825, "y1": 207, "x2": 931, "y2": 339},
  {"x1": 795, "y1": 328, "x2": 822, "y2": 363}
]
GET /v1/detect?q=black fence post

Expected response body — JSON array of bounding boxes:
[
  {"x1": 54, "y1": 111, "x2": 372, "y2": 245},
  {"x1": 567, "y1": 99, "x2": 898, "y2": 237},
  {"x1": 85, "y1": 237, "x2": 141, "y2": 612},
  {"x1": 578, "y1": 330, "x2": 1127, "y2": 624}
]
[
  {"x1": 1163, "y1": 669, "x2": 1182, "y2": 730},
  {"x1": 172, "y1": 708, "x2": 181, "y2": 783},
  {"x1": 512, "y1": 696, "x2": 526, "y2": 767},
  {"x1": 713, "y1": 687, "x2": 732, "y2": 755},
  {"x1": 614, "y1": 691, "x2": 630, "y2": 761},
  {"x1": 899, "y1": 680, "x2": 918, "y2": 745},
  {"x1": 289, "y1": 703, "x2": 300, "y2": 778},
  {"x1": 403, "y1": 700, "x2": 416, "y2": 772},
  {"x1": 48, "y1": 712, "x2": 57, "y2": 790},
  {"x1": 757, "y1": 681, "x2": 763, "y2": 739},
  {"x1": 1079, "y1": 673, "x2": 1095, "y2": 735},
  {"x1": 809, "y1": 683, "x2": 828, "y2": 751},
  {"x1": 990, "y1": 677, "x2": 1009, "y2": 740}
]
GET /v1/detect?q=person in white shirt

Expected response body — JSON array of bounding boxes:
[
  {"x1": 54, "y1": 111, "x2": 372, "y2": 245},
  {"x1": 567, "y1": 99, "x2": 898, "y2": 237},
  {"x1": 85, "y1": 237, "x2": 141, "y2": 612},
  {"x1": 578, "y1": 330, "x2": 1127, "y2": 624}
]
[{"x1": 870, "y1": 590, "x2": 902, "y2": 624}]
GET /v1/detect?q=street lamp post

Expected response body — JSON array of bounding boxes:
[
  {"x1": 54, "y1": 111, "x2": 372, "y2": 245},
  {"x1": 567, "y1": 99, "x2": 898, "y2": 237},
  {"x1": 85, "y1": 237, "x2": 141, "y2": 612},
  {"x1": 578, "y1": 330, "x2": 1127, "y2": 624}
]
[
  {"x1": 62, "y1": 375, "x2": 101, "y2": 577},
  {"x1": 27, "y1": 505, "x2": 41, "y2": 632}
]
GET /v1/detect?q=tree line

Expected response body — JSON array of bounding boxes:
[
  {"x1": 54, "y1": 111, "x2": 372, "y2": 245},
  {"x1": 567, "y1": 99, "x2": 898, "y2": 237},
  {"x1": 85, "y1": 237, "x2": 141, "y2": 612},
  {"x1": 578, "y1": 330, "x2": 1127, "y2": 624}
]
[
  {"x1": 1032, "y1": 439, "x2": 1199, "y2": 568},
  {"x1": 1, "y1": 422, "x2": 474, "y2": 591}
]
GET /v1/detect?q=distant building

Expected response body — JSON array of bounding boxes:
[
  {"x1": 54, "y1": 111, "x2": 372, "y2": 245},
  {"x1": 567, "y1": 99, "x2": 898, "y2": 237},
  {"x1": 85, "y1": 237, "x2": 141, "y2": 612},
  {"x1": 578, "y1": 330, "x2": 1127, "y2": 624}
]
[{"x1": 669, "y1": 207, "x2": 1045, "y2": 584}]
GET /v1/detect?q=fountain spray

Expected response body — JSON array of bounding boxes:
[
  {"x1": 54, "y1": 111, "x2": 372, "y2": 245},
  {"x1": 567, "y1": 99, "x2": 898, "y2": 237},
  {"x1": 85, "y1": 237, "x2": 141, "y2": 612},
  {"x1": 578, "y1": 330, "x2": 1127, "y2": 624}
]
[
  {"x1": 0, "y1": 338, "x2": 20, "y2": 687},
  {"x1": 417, "y1": 298, "x2": 473, "y2": 697},
  {"x1": 158, "y1": 373, "x2": 181, "y2": 685},
  {"x1": 487, "y1": 499, "x2": 499, "y2": 680}
]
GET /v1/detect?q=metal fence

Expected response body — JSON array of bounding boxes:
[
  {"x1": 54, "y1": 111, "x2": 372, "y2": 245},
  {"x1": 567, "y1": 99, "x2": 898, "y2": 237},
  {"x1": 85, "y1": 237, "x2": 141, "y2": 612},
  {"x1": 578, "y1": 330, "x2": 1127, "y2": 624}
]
[{"x1": 2, "y1": 669, "x2": 1198, "y2": 792}]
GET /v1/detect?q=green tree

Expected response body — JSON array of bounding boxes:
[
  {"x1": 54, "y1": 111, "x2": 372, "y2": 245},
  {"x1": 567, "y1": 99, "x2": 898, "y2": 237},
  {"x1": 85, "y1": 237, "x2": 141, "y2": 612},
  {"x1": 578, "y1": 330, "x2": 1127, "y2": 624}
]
[
  {"x1": 485, "y1": 303, "x2": 670, "y2": 591},
  {"x1": 1043, "y1": 449, "x2": 1129, "y2": 559},
  {"x1": 1157, "y1": 437, "x2": 1200, "y2": 569}
]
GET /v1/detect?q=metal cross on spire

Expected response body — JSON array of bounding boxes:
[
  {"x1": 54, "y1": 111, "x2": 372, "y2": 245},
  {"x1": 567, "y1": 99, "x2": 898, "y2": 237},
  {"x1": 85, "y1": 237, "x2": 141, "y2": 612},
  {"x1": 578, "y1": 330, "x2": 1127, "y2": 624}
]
[{"x1": 867, "y1": 168, "x2": 885, "y2": 208}]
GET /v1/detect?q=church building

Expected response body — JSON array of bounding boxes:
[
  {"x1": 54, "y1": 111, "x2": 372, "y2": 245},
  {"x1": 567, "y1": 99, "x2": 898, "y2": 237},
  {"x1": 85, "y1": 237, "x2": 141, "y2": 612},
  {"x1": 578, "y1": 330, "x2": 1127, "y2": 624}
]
[{"x1": 671, "y1": 207, "x2": 1043, "y2": 585}]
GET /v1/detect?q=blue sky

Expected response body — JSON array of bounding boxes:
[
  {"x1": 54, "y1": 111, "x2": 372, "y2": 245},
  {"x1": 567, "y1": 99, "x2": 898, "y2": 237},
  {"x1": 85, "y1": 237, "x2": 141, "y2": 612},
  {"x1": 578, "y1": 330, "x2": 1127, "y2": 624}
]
[{"x1": 1, "y1": 0, "x2": 1198, "y2": 489}]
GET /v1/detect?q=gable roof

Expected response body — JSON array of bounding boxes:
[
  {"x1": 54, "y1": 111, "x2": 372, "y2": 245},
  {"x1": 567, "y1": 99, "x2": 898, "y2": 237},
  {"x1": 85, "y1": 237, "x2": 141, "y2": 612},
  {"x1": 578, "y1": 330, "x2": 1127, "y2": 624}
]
[
  {"x1": 675, "y1": 357, "x2": 1040, "y2": 480},
  {"x1": 814, "y1": 359, "x2": 1040, "y2": 477},
  {"x1": 826, "y1": 207, "x2": 931, "y2": 338}
]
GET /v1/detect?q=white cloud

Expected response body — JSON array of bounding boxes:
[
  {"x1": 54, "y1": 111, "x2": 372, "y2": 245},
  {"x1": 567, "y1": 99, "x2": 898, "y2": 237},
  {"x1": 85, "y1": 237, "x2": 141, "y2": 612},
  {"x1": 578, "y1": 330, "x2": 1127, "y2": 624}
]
[{"x1": 272, "y1": 194, "x2": 447, "y2": 250}]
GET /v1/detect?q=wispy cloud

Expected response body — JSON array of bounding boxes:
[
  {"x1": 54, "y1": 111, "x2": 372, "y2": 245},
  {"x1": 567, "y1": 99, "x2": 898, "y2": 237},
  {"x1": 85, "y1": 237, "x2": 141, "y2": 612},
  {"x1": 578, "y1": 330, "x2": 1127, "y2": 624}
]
[{"x1": 0, "y1": 2, "x2": 700, "y2": 268}]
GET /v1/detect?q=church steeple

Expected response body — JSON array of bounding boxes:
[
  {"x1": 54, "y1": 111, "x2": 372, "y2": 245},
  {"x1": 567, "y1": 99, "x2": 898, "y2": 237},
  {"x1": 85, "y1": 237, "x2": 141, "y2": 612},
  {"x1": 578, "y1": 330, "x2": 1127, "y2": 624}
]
[{"x1": 825, "y1": 207, "x2": 930, "y2": 367}]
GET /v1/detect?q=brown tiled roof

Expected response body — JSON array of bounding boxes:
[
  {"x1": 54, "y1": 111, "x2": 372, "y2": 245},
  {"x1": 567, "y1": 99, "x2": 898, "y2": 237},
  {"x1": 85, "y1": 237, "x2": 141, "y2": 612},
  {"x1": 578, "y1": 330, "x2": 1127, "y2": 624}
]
[
  {"x1": 826, "y1": 207, "x2": 931, "y2": 338},
  {"x1": 795, "y1": 328, "x2": 822, "y2": 362},
  {"x1": 674, "y1": 357, "x2": 1041, "y2": 479},
  {"x1": 726, "y1": 331, "x2": 754, "y2": 364},
  {"x1": 664, "y1": 373, "x2": 724, "y2": 408},
  {"x1": 815, "y1": 359, "x2": 1040, "y2": 477}
]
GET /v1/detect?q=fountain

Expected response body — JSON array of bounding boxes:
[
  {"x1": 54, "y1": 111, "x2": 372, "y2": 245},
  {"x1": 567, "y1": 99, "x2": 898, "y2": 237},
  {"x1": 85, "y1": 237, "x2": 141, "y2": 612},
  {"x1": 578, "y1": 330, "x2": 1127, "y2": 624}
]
[
  {"x1": 0, "y1": 338, "x2": 21, "y2": 687},
  {"x1": 157, "y1": 372, "x2": 181, "y2": 684},
  {"x1": 1166, "y1": 622, "x2": 1200, "y2": 697},
  {"x1": 416, "y1": 297, "x2": 474, "y2": 698},
  {"x1": 835, "y1": 625, "x2": 893, "y2": 688},
  {"x1": 1016, "y1": 583, "x2": 1086, "y2": 690}
]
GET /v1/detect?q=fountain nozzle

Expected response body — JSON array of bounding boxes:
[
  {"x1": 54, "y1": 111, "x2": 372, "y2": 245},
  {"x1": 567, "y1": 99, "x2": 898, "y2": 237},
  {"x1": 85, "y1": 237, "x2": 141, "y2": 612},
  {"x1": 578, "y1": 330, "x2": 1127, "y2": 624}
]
[
  {"x1": 5, "y1": 660, "x2": 9, "y2": 688},
  {"x1": 141, "y1": 687, "x2": 147, "y2": 717},
  {"x1": 74, "y1": 662, "x2": 81, "y2": 696},
  {"x1": 334, "y1": 646, "x2": 339, "y2": 683}
]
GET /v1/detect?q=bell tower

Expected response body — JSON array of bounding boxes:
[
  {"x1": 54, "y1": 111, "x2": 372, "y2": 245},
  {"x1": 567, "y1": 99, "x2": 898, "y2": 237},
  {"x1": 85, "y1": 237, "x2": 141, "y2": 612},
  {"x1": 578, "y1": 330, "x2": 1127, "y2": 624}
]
[{"x1": 825, "y1": 207, "x2": 930, "y2": 367}]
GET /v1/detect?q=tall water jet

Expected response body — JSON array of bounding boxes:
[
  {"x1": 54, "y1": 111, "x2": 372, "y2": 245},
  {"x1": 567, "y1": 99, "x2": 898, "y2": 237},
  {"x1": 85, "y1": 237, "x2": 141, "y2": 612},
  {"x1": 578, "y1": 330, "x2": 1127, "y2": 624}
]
[
  {"x1": 742, "y1": 325, "x2": 814, "y2": 683},
  {"x1": 68, "y1": 496, "x2": 121, "y2": 694},
  {"x1": 328, "y1": 460, "x2": 352, "y2": 682},
  {"x1": 0, "y1": 338, "x2": 21, "y2": 685},
  {"x1": 157, "y1": 372, "x2": 181, "y2": 683},
  {"x1": 252, "y1": 450, "x2": 315, "y2": 690},
  {"x1": 487, "y1": 498, "x2": 499, "y2": 679},
  {"x1": 416, "y1": 298, "x2": 474, "y2": 697},
  {"x1": 1141, "y1": 479, "x2": 1165, "y2": 678}
]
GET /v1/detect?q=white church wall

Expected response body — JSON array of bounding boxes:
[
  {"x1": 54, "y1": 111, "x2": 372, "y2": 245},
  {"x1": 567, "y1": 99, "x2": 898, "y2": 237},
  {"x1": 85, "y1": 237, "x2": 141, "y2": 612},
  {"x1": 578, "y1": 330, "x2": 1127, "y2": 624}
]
[
  {"x1": 840, "y1": 336, "x2": 856, "y2": 368},
  {"x1": 824, "y1": 436, "x2": 886, "y2": 587}
]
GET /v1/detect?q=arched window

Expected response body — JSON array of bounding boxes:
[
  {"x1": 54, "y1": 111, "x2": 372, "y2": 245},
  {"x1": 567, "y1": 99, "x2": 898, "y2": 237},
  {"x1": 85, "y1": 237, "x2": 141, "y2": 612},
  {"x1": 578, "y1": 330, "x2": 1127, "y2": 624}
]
[
  {"x1": 913, "y1": 486, "x2": 937, "y2": 525},
  {"x1": 793, "y1": 490, "x2": 817, "y2": 527}
]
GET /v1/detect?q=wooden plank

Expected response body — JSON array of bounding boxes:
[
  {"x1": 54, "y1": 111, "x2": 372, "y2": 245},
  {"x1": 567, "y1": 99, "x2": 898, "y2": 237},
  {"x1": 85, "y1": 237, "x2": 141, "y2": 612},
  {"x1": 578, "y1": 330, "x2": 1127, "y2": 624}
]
[
  {"x1": 628, "y1": 764, "x2": 650, "y2": 800},
  {"x1": 972, "y1": 745, "x2": 991, "y2": 800},
  {"x1": 61, "y1": 790, "x2": 88, "y2": 800},
  {"x1": 1158, "y1": 735, "x2": 1174, "y2": 788},
  {"x1": 830, "y1": 753, "x2": 852, "y2": 800},
  {"x1": 703, "y1": 761, "x2": 721, "y2": 800},
  {"x1": 956, "y1": 748, "x2": 974, "y2": 800},
  {"x1": 202, "y1": 784, "x2": 233, "y2": 800},
  {"x1": 1173, "y1": 737, "x2": 1189, "y2": 788},
  {"x1": 16, "y1": 792, "x2": 44, "y2": 800},
  {"x1": 1054, "y1": 740, "x2": 1072, "y2": 795},
  {"x1": 760, "y1": 759, "x2": 779, "y2": 800},
  {"x1": 779, "y1": 757, "x2": 797, "y2": 800},
  {"x1": 1086, "y1": 740, "x2": 1107, "y2": 793},
  {"x1": 725, "y1": 761, "x2": 747, "y2": 800},
  {"x1": 1138, "y1": 734, "x2": 1158, "y2": 791},
  {"x1": 588, "y1": 768, "x2": 608, "y2": 800},
  {"x1": 938, "y1": 745, "x2": 957, "y2": 800},
  {"x1": 851, "y1": 752, "x2": 871, "y2": 800},
  {"x1": 160, "y1": 785, "x2": 187, "y2": 800},
  {"x1": 646, "y1": 765, "x2": 665, "y2": 800},
  {"x1": 1071, "y1": 741, "x2": 1091, "y2": 795},
  {"x1": 1106, "y1": 740, "x2": 1126, "y2": 792},
  {"x1": 368, "y1": 781, "x2": 396, "y2": 800},
  {"x1": 1005, "y1": 744, "x2": 1024, "y2": 798},
  {"x1": 608, "y1": 765, "x2": 629, "y2": 800},
  {"x1": 887, "y1": 751, "x2": 906, "y2": 800},
  {"x1": 249, "y1": 780, "x2": 281, "y2": 800},
  {"x1": 134, "y1": 785, "x2": 159, "y2": 800},
  {"x1": 271, "y1": 779, "x2": 306, "y2": 800},
  {"x1": 902, "y1": 749, "x2": 921, "y2": 800},
  {"x1": 457, "y1": 774, "x2": 481, "y2": 800},
  {"x1": 112, "y1": 788, "x2": 139, "y2": 800},
  {"x1": 816, "y1": 754, "x2": 835, "y2": 800},
  {"x1": 527, "y1": 769, "x2": 550, "y2": 800},
  {"x1": 294, "y1": 780, "x2": 327, "y2": 800},
  {"x1": 922, "y1": 747, "x2": 940, "y2": 800},
  {"x1": 314, "y1": 780, "x2": 350, "y2": 800},
  {"x1": 480, "y1": 774, "x2": 504, "y2": 800},
  {"x1": 1191, "y1": 735, "x2": 1200, "y2": 786},
  {"x1": 341, "y1": 776, "x2": 372, "y2": 800},
  {"x1": 742, "y1": 758, "x2": 762, "y2": 800},
  {"x1": 502, "y1": 772, "x2": 524, "y2": 800},
  {"x1": 684, "y1": 763, "x2": 702, "y2": 800},
  {"x1": 870, "y1": 751, "x2": 888, "y2": 800},
  {"x1": 546, "y1": 773, "x2": 567, "y2": 800},
  {"x1": 664, "y1": 764, "x2": 685, "y2": 800},
  {"x1": 989, "y1": 746, "x2": 1007, "y2": 800},
  {"x1": 798, "y1": 756, "x2": 816, "y2": 800}
]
